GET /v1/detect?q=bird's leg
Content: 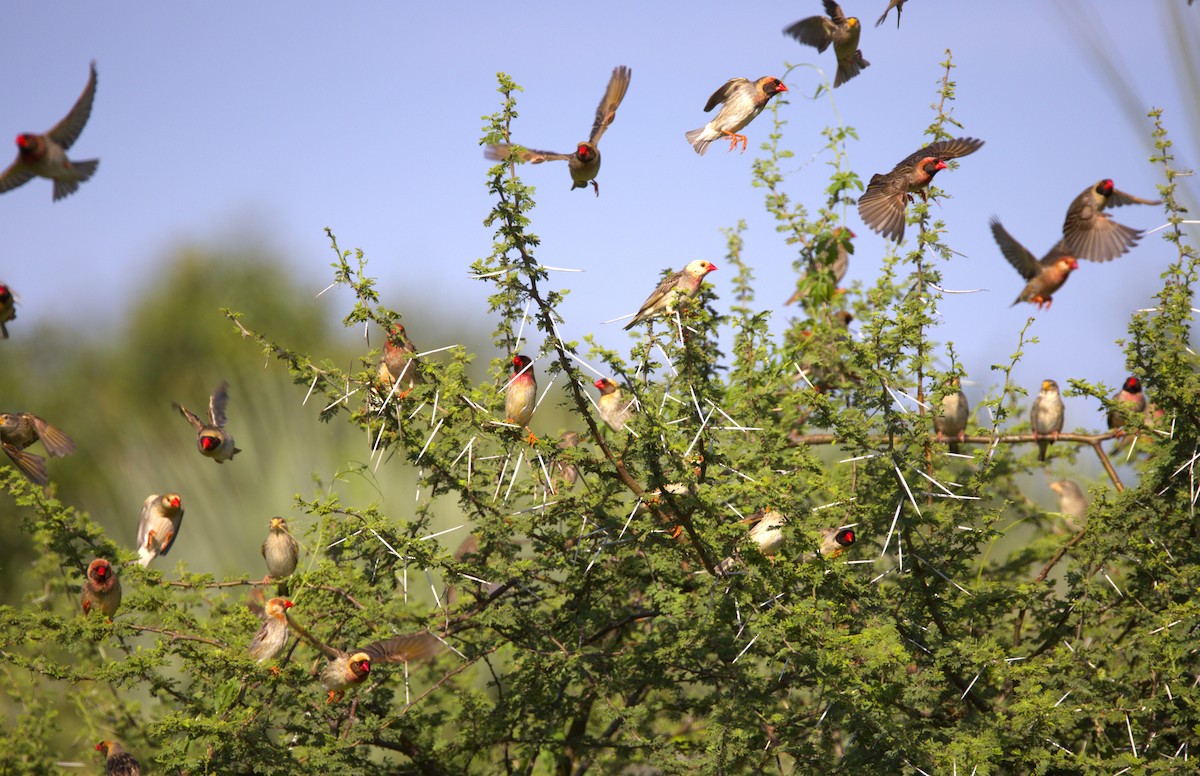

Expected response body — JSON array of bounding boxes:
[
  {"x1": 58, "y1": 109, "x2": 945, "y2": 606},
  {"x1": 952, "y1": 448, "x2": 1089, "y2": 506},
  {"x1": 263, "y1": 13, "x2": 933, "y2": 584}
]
[
  {"x1": 590, "y1": 180, "x2": 599, "y2": 197},
  {"x1": 327, "y1": 690, "x2": 343, "y2": 704},
  {"x1": 720, "y1": 130, "x2": 748, "y2": 152},
  {"x1": 144, "y1": 530, "x2": 157, "y2": 550},
  {"x1": 525, "y1": 428, "x2": 538, "y2": 446}
]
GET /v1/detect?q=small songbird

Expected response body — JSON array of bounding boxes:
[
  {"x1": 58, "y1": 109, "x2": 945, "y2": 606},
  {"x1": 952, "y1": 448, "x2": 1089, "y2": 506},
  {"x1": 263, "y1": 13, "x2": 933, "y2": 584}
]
[
  {"x1": 81, "y1": 558, "x2": 122, "y2": 619},
  {"x1": 1107, "y1": 376, "x2": 1147, "y2": 432},
  {"x1": 504, "y1": 355, "x2": 538, "y2": 441},
  {"x1": 248, "y1": 597, "x2": 295, "y2": 663},
  {"x1": 935, "y1": 379, "x2": 969, "y2": 453},
  {"x1": 1048, "y1": 480, "x2": 1087, "y2": 532},
  {"x1": 0, "y1": 282, "x2": 17, "y2": 339},
  {"x1": 0, "y1": 411, "x2": 76, "y2": 486},
  {"x1": 800, "y1": 526, "x2": 857, "y2": 562},
  {"x1": 624, "y1": 260, "x2": 717, "y2": 330},
  {"x1": 715, "y1": 509, "x2": 788, "y2": 575},
  {"x1": 858, "y1": 137, "x2": 984, "y2": 242},
  {"x1": 1030, "y1": 379, "x2": 1064, "y2": 462},
  {"x1": 376, "y1": 322, "x2": 422, "y2": 399},
  {"x1": 989, "y1": 218, "x2": 1080, "y2": 310},
  {"x1": 875, "y1": 0, "x2": 907, "y2": 27},
  {"x1": 485, "y1": 65, "x2": 631, "y2": 196},
  {"x1": 173, "y1": 381, "x2": 241, "y2": 463},
  {"x1": 262, "y1": 517, "x2": 300, "y2": 582},
  {"x1": 785, "y1": 228, "x2": 854, "y2": 305},
  {"x1": 551, "y1": 431, "x2": 581, "y2": 495},
  {"x1": 685, "y1": 77, "x2": 787, "y2": 155},
  {"x1": 594, "y1": 378, "x2": 635, "y2": 432},
  {"x1": 1061, "y1": 179, "x2": 1162, "y2": 263},
  {"x1": 784, "y1": 1, "x2": 870, "y2": 88},
  {"x1": 136, "y1": 493, "x2": 184, "y2": 567},
  {"x1": 95, "y1": 740, "x2": 140, "y2": 776},
  {"x1": 0, "y1": 61, "x2": 99, "y2": 201},
  {"x1": 289, "y1": 617, "x2": 444, "y2": 702}
]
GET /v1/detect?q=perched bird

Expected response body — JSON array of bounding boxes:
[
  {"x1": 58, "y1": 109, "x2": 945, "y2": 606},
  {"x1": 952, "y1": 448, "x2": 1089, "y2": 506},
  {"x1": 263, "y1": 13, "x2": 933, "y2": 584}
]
[
  {"x1": 504, "y1": 355, "x2": 538, "y2": 441},
  {"x1": 551, "y1": 431, "x2": 580, "y2": 495},
  {"x1": 594, "y1": 378, "x2": 635, "y2": 432},
  {"x1": 1030, "y1": 379, "x2": 1064, "y2": 462},
  {"x1": 136, "y1": 493, "x2": 184, "y2": 567},
  {"x1": 989, "y1": 218, "x2": 1080, "y2": 310},
  {"x1": 785, "y1": 228, "x2": 854, "y2": 305},
  {"x1": 262, "y1": 517, "x2": 300, "y2": 582},
  {"x1": 1061, "y1": 179, "x2": 1162, "y2": 263},
  {"x1": 173, "y1": 381, "x2": 241, "y2": 463},
  {"x1": 248, "y1": 597, "x2": 294, "y2": 663},
  {"x1": 715, "y1": 509, "x2": 787, "y2": 575},
  {"x1": 376, "y1": 322, "x2": 422, "y2": 399},
  {"x1": 784, "y1": 1, "x2": 870, "y2": 88},
  {"x1": 1048, "y1": 480, "x2": 1087, "y2": 532},
  {"x1": 289, "y1": 618, "x2": 443, "y2": 702},
  {"x1": 875, "y1": 0, "x2": 907, "y2": 27},
  {"x1": 0, "y1": 61, "x2": 99, "y2": 201},
  {"x1": 1107, "y1": 376, "x2": 1147, "y2": 432},
  {"x1": 857, "y1": 137, "x2": 984, "y2": 242},
  {"x1": 623, "y1": 260, "x2": 717, "y2": 330},
  {"x1": 0, "y1": 282, "x2": 16, "y2": 339},
  {"x1": 485, "y1": 65, "x2": 631, "y2": 196},
  {"x1": 95, "y1": 740, "x2": 140, "y2": 776},
  {"x1": 800, "y1": 526, "x2": 857, "y2": 562},
  {"x1": 81, "y1": 558, "x2": 122, "y2": 619},
  {"x1": 685, "y1": 77, "x2": 787, "y2": 155},
  {"x1": 0, "y1": 411, "x2": 76, "y2": 486},
  {"x1": 935, "y1": 380, "x2": 969, "y2": 453}
]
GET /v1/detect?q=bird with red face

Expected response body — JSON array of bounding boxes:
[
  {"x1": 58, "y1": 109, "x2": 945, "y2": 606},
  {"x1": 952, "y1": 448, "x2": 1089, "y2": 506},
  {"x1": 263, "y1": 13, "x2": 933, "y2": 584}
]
[
  {"x1": 858, "y1": 137, "x2": 984, "y2": 242},
  {"x1": 248, "y1": 597, "x2": 294, "y2": 663},
  {"x1": 594, "y1": 378, "x2": 634, "y2": 432},
  {"x1": 685, "y1": 77, "x2": 787, "y2": 155},
  {"x1": 376, "y1": 322, "x2": 422, "y2": 399},
  {"x1": 485, "y1": 66, "x2": 631, "y2": 196},
  {"x1": 0, "y1": 283, "x2": 16, "y2": 339},
  {"x1": 0, "y1": 61, "x2": 98, "y2": 201},
  {"x1": 989, "y1": 218, "x2": 1080, "y2": 310},
  {"x1": 81, "y1": 559, "x2": 122, "y2": 619},
  {"x1": 504, "y1": 355, "x2": 538, "y2": 443},
  {"x1": 0, "y1": 411, "x2": 75, "y2": 486},
  {"x1": 173, "y1": 381, "x2": 241, "y2": 463},
  {"x1": 624, "y1": 260, "x2": 717, "y2": 330},
  {"x1": 136, "y1": 493, "x2": 184, "y2": 567},
  {"x1": 1061, "y1": 179, "x2": 1161, "y2": 263},
  {"x1": 784, "y1": 1, "x2": 870, "y2": 88},
  {"x1": 95, "y1": 740, "x2": 140, "y2": 776},
  {"x1": 1107, "y1": 376, "x2": 1147, "y2": 432}
]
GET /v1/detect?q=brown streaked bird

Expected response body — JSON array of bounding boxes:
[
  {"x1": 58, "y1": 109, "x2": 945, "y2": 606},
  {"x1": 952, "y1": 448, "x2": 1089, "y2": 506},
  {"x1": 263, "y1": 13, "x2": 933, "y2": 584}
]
[
  {"x1": 1030, "y1": 379, "x2": 1064, "y2": 462},
  {"x1": 376, "y1": 322, "x2": 422, "y2": 399},
  {"x1": 96, "y1": 740, "x2": 140, "y2": 776},
  {"x1": 0, "y1": 282, "x2": 16, "y2": 339},
  {"x1": 0, "y1": 411, "x2": 75, "y2": 486},
  {"x1": 875, "y1": 0, "x2": 907, "y2": 27},
  {"x1": 1048, "y1": 480, "x2": 1087, "y2": 532},
  {"x1": 289, "y1": 617, "x2": 444, "y2": 702},
  {"x1": 935, "y1": 379, "x2": 969, "y2": 453},
  {"x1": 800, "y1": 526, "x2": 857, "y2": 562},
  {"x1": 1061, "y1": 179, "x2": 1161, "y2": 263},
  {"x1": 248, "y1": 597, "x2": 294, "y2": 663},
  {"x1": 81, "y1": 558, "x2": 122, "y2": 619},
  {"x1": 594, "y1": 378, "x2": 635, "y2": 432},
  {"x1": 485, "y1": 65, "x2": 631, "y2": 196},
  {"x1": 857, "y1": 137, "x2": 984, "y2": 242},
  {"x1": 989, "y1": 218, "x2": 1080, "y2": 310},
  {"x1": 785, "y1": 227, "x2": 854, "y2": 305},
  {"x1": 685, "y1": 77, "x2": 787, "y2": 155},
  {"x1": 173, "y1": 381, "x2": 241, "y2": 463},
  {"x1": 551, "y1": 431, "x2": 581, "y2": 495},
  {"x1": 0, "y1": 61, "x2": 99, "y2": 201},
  {"x1": 624, "y1": 260, "x2": 717, "y2": 330},
  {"x1": 715, "y1": 509, "x2": 788, "y2": 575},
  {"x1": 136, "y1": 493, "x2": 184, "y2": 567},
  {"x1": 262, "y1": 517, "x2": 300, "y2": 582},
  {"x1": 784, "y1": 1, "x2": 870, "y2": 88},
  {"x1": 504, "y1": 355, "x2": 538, "y2": 443}
]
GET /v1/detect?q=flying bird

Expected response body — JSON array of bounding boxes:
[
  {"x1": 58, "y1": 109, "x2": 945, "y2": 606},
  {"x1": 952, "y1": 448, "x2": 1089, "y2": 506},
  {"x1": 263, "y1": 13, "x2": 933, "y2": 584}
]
[
  {"x1": 875, "y1": 0, "x2": 907, "y2": 27},
  {"x1": 858, "y1": 137, "x2": 984, "y2": 242},
  {"x1": 95, "y1": 740, "x2": 140, "y2": 776},
  {"x1": 685, "y1": 77, "x2": 787, "y2": 155},
  {"x1": 935, "y1": 379, "x2": 969, "y2": 453},
  {"x1": 136, "y1": 493, "x2": 184, "y2": 567},
  {"x1": 1030, "y1": 380, "x2": 1064, "y2": 462},
  {"x1": 81, "y1": 559, "x2": 122, "y2": 619},
  {"x1": 173, "y1": 381, "x2": 241, "y2": 463},
  {"x1": 485, "y1": 65, "x2": 631, "y2": 196},
  {"x1": 624, "y1": 260, "x2": 717, "y2": 330},
  {"x1": 0, "y1": 61, "x2": 99, "y2": 201},
  {"x1": 248, "y1": 597, "x2": 295, "y2": 663},
  {"x1": 289, "y1": 617, "x2": 444, "y2": 702},
  {"x1": 594, "y1": 378, "x2": 635, "y2": 432},
  {"x1": 989, "y1": 218, "x2": 1080, "y2": 310},
  {"x1": 1061, "y1": 179, "x2": 1161, "y2": 263},
  {"x1": 784, "y1": 1, "x2": 870, "y2": 88},
  {"x1": 0, "y1": 411, "x2": 75, "y2": 486},
  {"x1": 0, "y1": 283, "x2": 16, "y2": 339}
]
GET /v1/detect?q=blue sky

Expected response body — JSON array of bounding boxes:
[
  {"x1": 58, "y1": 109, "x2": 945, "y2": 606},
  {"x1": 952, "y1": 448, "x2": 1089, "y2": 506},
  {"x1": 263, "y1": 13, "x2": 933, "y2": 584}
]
[{"x1": 2, "y1": 1, "x2": 1197, "y2": 452}]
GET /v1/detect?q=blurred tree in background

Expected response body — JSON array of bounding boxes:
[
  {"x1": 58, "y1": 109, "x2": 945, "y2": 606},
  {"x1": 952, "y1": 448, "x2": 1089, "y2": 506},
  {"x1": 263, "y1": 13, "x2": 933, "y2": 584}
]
[{"x1": 2, "y1": 64, "x2": 1199, "y2": 775}]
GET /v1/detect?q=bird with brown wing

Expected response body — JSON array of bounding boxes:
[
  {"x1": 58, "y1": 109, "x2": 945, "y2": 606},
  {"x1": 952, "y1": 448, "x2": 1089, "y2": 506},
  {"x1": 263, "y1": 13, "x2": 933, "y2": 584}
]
[
  {"x1": 1061, "y1": 179, "x2": 1161, "y2": 263},
  {"x1": 685, "y1": 77, "x2": 787, "y2": 155},
  {"x1": 0, "y1": 411, "x2": 75, "y2": 486},
  {"x1": 989, "y1": 218, "x2": 1080, "y2": 310},
  {"x1": 173, "y1": 381, "x2": 241, "y2": 462}
]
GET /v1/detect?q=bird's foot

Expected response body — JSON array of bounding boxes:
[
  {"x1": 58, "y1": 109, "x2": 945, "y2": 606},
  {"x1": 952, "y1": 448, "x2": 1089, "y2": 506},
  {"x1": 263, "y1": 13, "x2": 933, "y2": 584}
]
[
  {"x1": 525, "y1": 430, "x2": 538, "y2": 445},
  {"x1": 720, "y1": 130, "x2": 748, "y2": 153},
  {"x1": 327, "y1": 690, "x2": 343, "y2": 704},
  {"x1": 590, "y1": 180, "x2": 599, "y2": 197}
]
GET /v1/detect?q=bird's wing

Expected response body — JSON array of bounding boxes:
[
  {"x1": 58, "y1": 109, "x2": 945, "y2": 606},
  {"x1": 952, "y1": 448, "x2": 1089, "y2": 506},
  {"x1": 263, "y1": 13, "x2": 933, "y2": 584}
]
[
  {"x1": 989, "y1": 218, "x2": 1042, "y2": 280},
  {"x1": 633, "y1": 270, "x2": 684, "y2": 315},
  {"x1": 2, "y1": 443, "x2": 47, "y2": 485},
  {"x1": 360, "y1": 632, "x2": 444, "y2": 664},
  {"x1": 30, "y1": 415, "x2": 75, "y2": 457},
  {"x1": 1039, "y1": 241, "x2": 1077, "y2": 267},
  {"x1": 209, "y1": 381, "x2": 230, "y2": 427},
  {"x1": 1108, "y1": 188, "x2": 1162, "y2": 208},
  {"x1": 0, "y1": 161, "x2": 35, "y2": 194},
  {"x1": 173, "y1": 402, "x2": 205, "y2": 431},
  {"x1": 906, "y1": 137, "x2": 984, "y2": 165},
  {"x1": 588, "y1": 65, "x2": 631, "y2": 146},
  {"x1": 135, "y1": 495, "x2": 158, "y2": 551},
  {"x1": 483, "y1": 144, "x2": 571, "y2": 163},
  {"x1": 47, "y1": 61, "x2": 98, "y2": 150},
  {"x1": 783, "y1": 17, "x2": 835, "y2": 51},
  {"x1": 823, "y1": 1, "x2": 847, "y2": 24},
  {"x1": 702, "y1": 79, "x2": 750, "y2": 112}
]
